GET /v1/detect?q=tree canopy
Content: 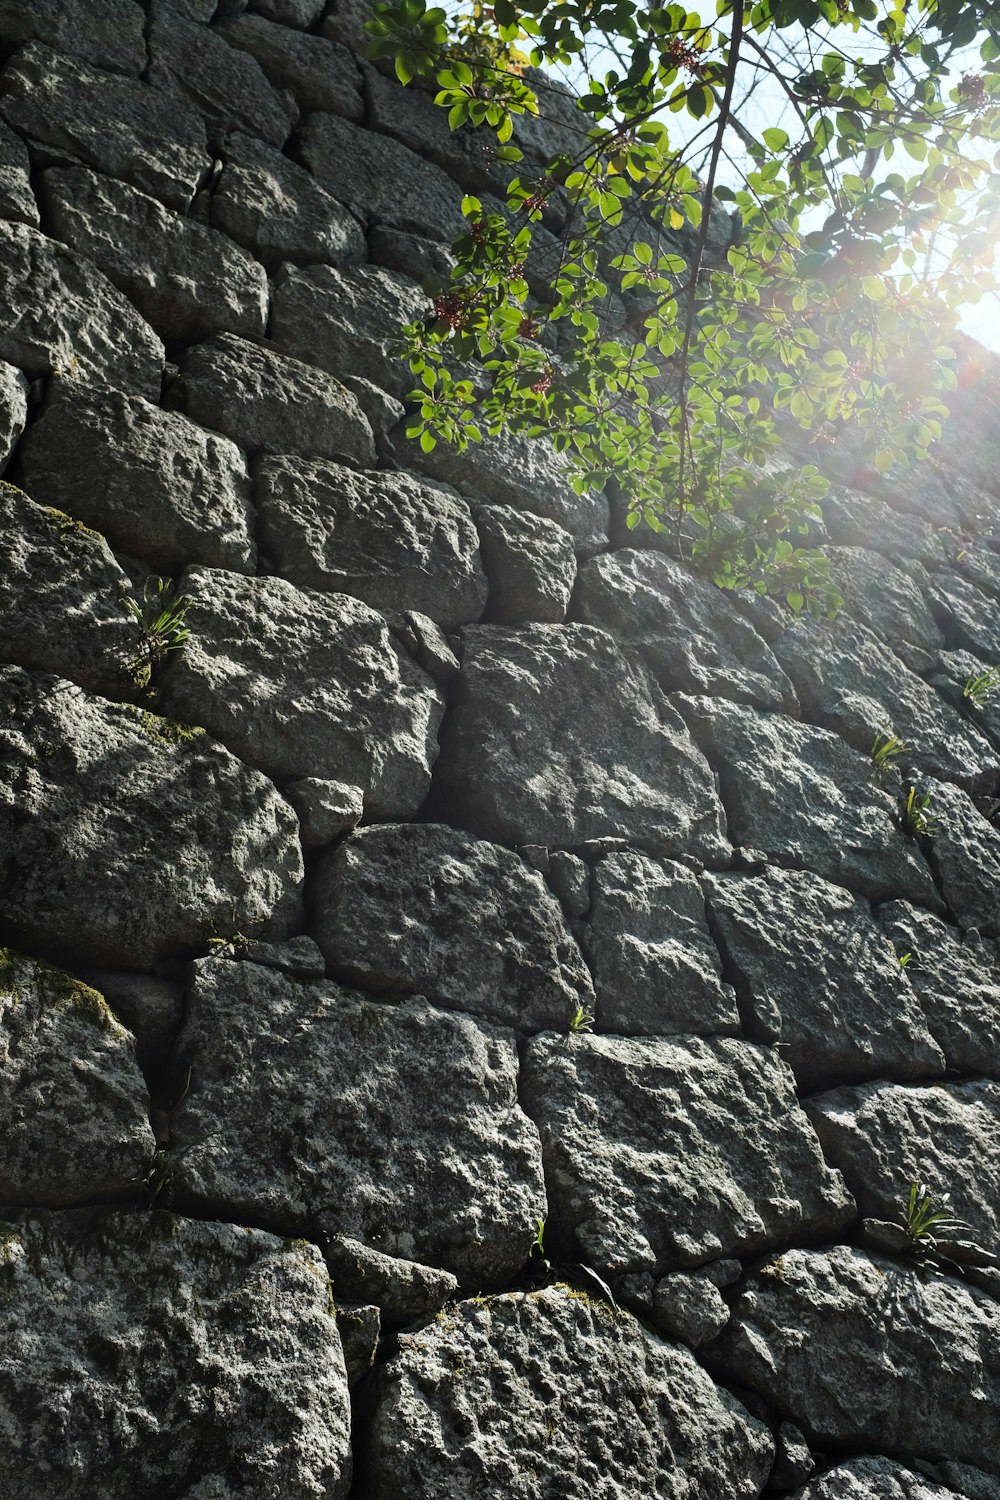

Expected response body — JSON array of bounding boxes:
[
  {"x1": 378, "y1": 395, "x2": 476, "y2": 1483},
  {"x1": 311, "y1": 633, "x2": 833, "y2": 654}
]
[{"x1": 366, "y1": 0, "x2": 1000, "y2": 608}]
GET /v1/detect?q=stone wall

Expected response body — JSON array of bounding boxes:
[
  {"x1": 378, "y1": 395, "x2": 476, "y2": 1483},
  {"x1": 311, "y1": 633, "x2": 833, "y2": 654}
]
[{"x1": 1, "y1": 2, "x2": 1000, "y2": 1496}]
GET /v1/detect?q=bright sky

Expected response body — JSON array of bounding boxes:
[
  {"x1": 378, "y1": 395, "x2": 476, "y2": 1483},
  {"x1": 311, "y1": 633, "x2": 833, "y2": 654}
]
[{"x1": 537, "y1": 12, "x2": 1000, "y2": 349}]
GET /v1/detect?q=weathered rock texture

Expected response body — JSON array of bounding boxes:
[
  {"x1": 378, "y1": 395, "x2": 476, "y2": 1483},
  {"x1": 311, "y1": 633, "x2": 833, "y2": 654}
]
[
  {"x1": 2, "y1": 6, "x2": 1000, "y2": 1493},
  {"x1": 369, "y1": 1285, "x2": 774, "y2": 1498},
  {"x1": 0, "y1": 1209, "x2": 352, "y2": 1498},
  {"x1": 169, "y1": 956, "x2": 545, "y2": 1285}
]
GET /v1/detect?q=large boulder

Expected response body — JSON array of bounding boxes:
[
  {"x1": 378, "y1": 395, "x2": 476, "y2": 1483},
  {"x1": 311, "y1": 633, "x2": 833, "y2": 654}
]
[
  {"x1": 368, "y1": 1285, "x2": 774, "y2": 1499},
  {"x1": 774, "y1": 614, "x2": 998, "y2": 789},
  {"x1": 0, "y1": 1209, "x2": 351, "y2": 1498},
  {"x1": 269, "y1": 263, "x2": 428, "y2": 399},
  {"x1": 209, "y1": 131, "x2": 367, "y2": 269},
  {"x1": 0, "y1": 42, "x2": 209, "y2": 211},
  {"x1": 926, "y1": 571, "x2": 1000, "y2": 662},
  {"x1": 921, "y1": 778, "x2": 1000, "y2": 935},
  {"x1": 217, "y1": 14, "x2": 364, "y2": 117},
  {"x1": 295, "y1": 110, "x2": 467, "y2": 245},
  {"x1": 474, "y1": 503, "x2": 577, "y2": 624},
  {"x1": 707, "y1": 1246, "x2": 1000, "y2": 1476},
  {"x1": 521, "y1": 1032, "x2": 854, "y2": 1284},
  {"x1": 18, "y1": 380, "x2": 255, "y2": 572},
  {"x1": 577, "y1": 550, "x2": 797, "y2": 712},
  {"x1": 314, "y1": 822, "x2": 594, "y2": 1031},
  {"x1": 0, "y1": 666, "x2": 304, "y2": 969},
  {"x1": 393, "y1": 421, "x2": 610, "y2": 555},
  {"x1": 703, "y1": 868, "x2": 944, "y2": 1089},
  {"x1": 256, "y1": 457, "x2": 487, "y2": 628},
  {"x1": 805, "y1": 1079, "x2": 1000, "y2": 1248},
  {"x1": 0, "y1": 220, "x2": 163, "y2": 395},
  {"x1": 0, "y1": 116, "x2": 39, "y2": 226},
  {"x1": 168, "y1": 332, "x2": 374, "y2": 464},
  {"x1": 147, "y1": 2, "x2": 298, "y2": 148},
  {"x1": 40, "y1": 167, "x2": 269, "y2": 344},
  {"x1": 431, "y1": 625, "x2": 729, "y2": 859},
  {"x1": 826, "y1": 548, "x2": 944, "y2": 672},
  {"x1": 587, "y1": 851, "x2": 739, "y2": 1036},
  {"x1": 159, "y1": 567, "x2": 444, "y2": 817},
  {"x1": 679, "y1": 696, "x2": 943, "y2": 906},
  {"x1": 876, "y1": 901, "x2": 1000, "y2": 1076},
  {"x1": 0, "y1": 0, "x2": 146, "y2": 74},
  {"x1": 0, "y1": 951, "x2": 155, "y2": 1203},
  {"x1": 169, "y1": 956, "x2": 546, "y2": 1285},
  {"x1": 0, "y1": 483, "x2": 137, "y2": 697}
]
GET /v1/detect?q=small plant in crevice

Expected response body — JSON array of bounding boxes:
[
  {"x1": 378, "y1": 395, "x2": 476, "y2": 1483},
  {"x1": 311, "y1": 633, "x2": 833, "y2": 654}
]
[
  {"x1": 121, "y1": 577, "x2": 190, "y2": 685},
  {"x1": 141, "y1": 1149, "x2": 174, "y2": 1211},
  {"x1": 901, "y1": 1181, "x2": 970, "y2": 1263},
  {"x1": 567, "y1": 1003, "x2": 596, "y2": 1035},
  {"x1": 896, "y1": 950, "x2": 913, "y2": 969},
  {"x1": 964, "y1": 665, "x2": 1000, "y2": 709},
  {"x1": 870, "y1": 728, "x2": 906, "y2": 783},
  {"x1": 901, "y1": 785, "x2": 939, "y2": 841}
]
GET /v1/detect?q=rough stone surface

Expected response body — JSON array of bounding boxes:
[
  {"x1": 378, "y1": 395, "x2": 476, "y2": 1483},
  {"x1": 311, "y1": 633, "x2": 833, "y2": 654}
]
[
  {"x1": 0, "y1": 43, "x2": 209, "y2": 212},
  {"x1": 147, "y1": 3, "x2": 298, "y2": 149},
  {"x1": 170, "y1": 956, "x2": 546, "y2": 1284},
  {"x1": 159, "y1": 567, "x2": 444, "y2": 816},
  {"x1": 251, "y1": 0, "x2": 326, "y2": 22},
  {"x1": 218, "y1": 16, "x2": 364, "y2": 117},
  {"x1": 81, "y1": 969, "x2": 184, "y2": 1076},
  {"x1": 0, "y1": 950, "x2": 155, "y2": 1203},
  {"x1": 433, "y1": 625, "x2": 729, "y2": 858},
  {"x1": 170, "y1": 334, "x2": 374, "y2": 463},
  {"x1": 0, "y1": 116, "x2": 38, "y2": 226},
  {"x1": 0, "y1": 0, "x2": 146, "y2": 74},
  {"x1": 787, "y1": 1458, "x2": 975, "y2": 1499},
  {"x1": 337, "y1": 1303, "x2": 380, "y2": 1384},
  {"x1": 285, "y1": 778, "x2": 364, "y2": 847},
  {"x1": 314, "y1": 822, "x2": 595, "y2": 1031},
  {"x1": 0, "y1": 483, "x2": 138, "y2": 697},
  {"x1": 577, "y1": 550, "x2": 797, "y2": 711},
  {"x1": 922, "y1": 777, "x2": 1000, "y2": 935},
  {"x1": 805, "y1": 1079, "x2": 1000, "y2": 1248},
  {"x1": 0, "y1": 361, "x2": 28, "y2": 471},
  {"x1": 209, "y1": 131, "x2": 366, "y2": 268},
  {"x1": 708, "y1": 1246, "x2": 1000, "y2": 1477},
  {"x1": 0, "y1": 666, "x2": 304, "y2": 969},
  {"x1": 681, "y1": 695, "x2": 943, "y2": 906},
  {"x1": 41, "y1": 166, "x2": 269, "y2": 344},
  {"x1": 774, "y1": 613, "x2": 998, "y2": 788},
  {"x1": 587, "y1": 851, "x2": 739, "y2": 1036},
  {"x1": 522, "y1": 1033, "x2": 854, "y2": 1281},
  {"x1": 19, "y1": 380, "x2": 255, "y2": 572},
  {"x1": 704, "y1": 867, "x2": 945, "y2": 1089},
  {"x1": 269, "y1": 263, "x2": 428, "y2": 398},
  {"x1": 926, "y1": 570, "x2": 1000, "y2": 662},
  {"x1": 363, "y1": 61, "x2": 516, "y2": 195},
  {"x1": 773, "y1": 1423, "x2": 815, "y2": 1490},
  {"x1": 876, "y1": 901, "x2": 1000, "y2": 1076},
  {"x1": 0, "y1": 1209, "x2": 352, "y2": 1499},
  {"x1": 827, "y1": 548, "x2": 945, "y2": 671},
  {"x1": 256, "y1": 457, "x2": 487, "y2": 627},
  {"x1": 394, "y1": 420, "x2": 610, "y2": 554},
  {"x1": 325, "y1": 1236, "x2": 458, "y2": 1327},
  {"x1": 0, "y1": 220, "x2": 163, "y2": 394},
  {"x1": 368, "y1": 1285, "x2": 774, "y2": 1500},
  {"x1": 296, "y1": 110, "x2": 467, "y2": 244},
  {"x1": 651, "y1": 1270, "x2": 731, "y2": 1346},
  {"x1": 474, "y1": 503, "x2": 576, "y2": 623}
]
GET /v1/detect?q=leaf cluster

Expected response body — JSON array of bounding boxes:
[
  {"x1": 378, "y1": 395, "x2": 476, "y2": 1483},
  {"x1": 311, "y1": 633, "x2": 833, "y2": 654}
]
[{"x1": 367, "y1": 0, "x2": 1000, "y2": 605}]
